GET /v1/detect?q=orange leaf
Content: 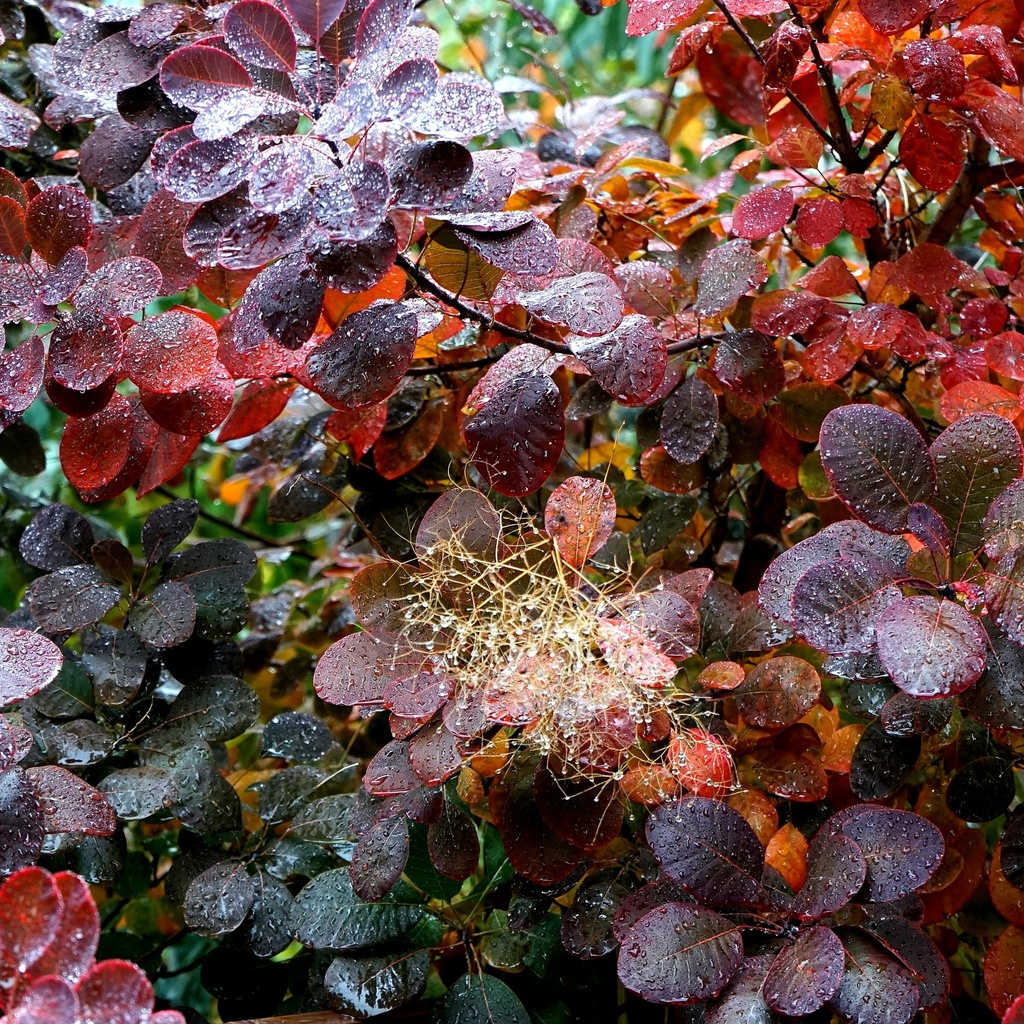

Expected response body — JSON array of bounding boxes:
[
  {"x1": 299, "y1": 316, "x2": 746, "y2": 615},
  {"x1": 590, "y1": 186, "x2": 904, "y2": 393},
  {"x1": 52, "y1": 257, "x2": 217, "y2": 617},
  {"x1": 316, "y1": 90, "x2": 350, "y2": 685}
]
[
  {"x1": 986, "y1": 924, "x2": 1024, "y2": 1017},
  {"x1": 765, "y1": 822, "x2": 808, "y2": 893}
]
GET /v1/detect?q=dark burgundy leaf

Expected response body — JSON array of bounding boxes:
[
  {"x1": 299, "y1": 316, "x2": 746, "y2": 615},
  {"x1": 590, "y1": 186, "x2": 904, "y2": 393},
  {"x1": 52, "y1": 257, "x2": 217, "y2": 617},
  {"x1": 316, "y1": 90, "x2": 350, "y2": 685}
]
[
  {"x1": 705, "y1": 954, "x2": 774, "y2": 1024},
  {"x1": 876, "y1": 596, "x2": 986, "y2": 698},
  {"x1": 20, "y1": 506, "x2": 94, "y2": 572},
  {"x1": 160, "y1": 43, "x2": 253, "y2": 111},
  {"x1": 764, "y1": 926, "x2": 844, "y2": 1015},
  {"x1": 715, "y1": 329, "x2": 785, "y2": 404},
  {"x1": 142, "y1": 499, "x2": 198, "y2": 565},
  {"x1": 620, "y1": 590, "x2": 701, "y2": 660},
  {"x1": 304, "y1": 302, "x2": 417, "y2": 409},
  {"x1": 522, "y1": 273, "x2": 625, "y2": 336},
  {"x1": 48, "y1": 308, "x2": 123, "y2": 392},
  {"x1": 612, "y1": 880, "x2": 694, "y2": 944},
  {"x1": 0, "y1": 195, "x2": 27, "y2": 257},
  {"x1": 838, "y1": 805, "x2": 944, "y2": 901},
  {"x1": 463, "y1": 370, "x2": 564, "y2": 497},
  {"x1": 130, "y1": 581, "x2": 196, "y2": 648},
  {"x1": 325, "y1": 949, "x2": 430, "y2": 1018},
  {"x1": 0, "y1": 771, "x2": 44, "y2": 876},
  {"x1": 561, "y1": 877, "x2": 629, "y2": 959},
  {"x1": 617, "y1": 902, "x2": 743, "y2": 1004},
  {"x1": 78, "y1": 114, "x2": 155, "y2": 190},
  {"x1": 139, "y1": 364, "x2": 235, "y2": 436},
  {"x1": 124, "y1": 309, "x2": 218, "y2": 393},
  {"x1": 383, "y1": 672, "x2": 450, "y2": 720},
  {"x1": 248, "y1": 145, "x2": 318, "y2": 214},
  {"x1": 645, "y1": 796, "x2": 764, "y2": 908},
  {"x1": 693, "y1": 240, "x2": 768, "y2": 318},
  {"x1": 450, "y1": 214, "x2": 557, "y2": 275},
  {"x1": 880, "y1": 692, "x2": 954, "y2": 738},
  {"x1": 858, "y1": 0, "x2": 930, "y2": 33},
  {"x1": 390, "y1": 141, "x2": 474, "y2": 209},
  {"x1": 985, "y1": 478, "x2": 1024, "y2": 560},
  {"x1": 819, "y1": 404, "x2": 936, "y2": 532},
  {"x1": 350, "y1": 814, "x2": 409, "y2": 901},
  {"x1": 28, "y1": 566, "x2": 121, "y2": 633},
  {"x1": 569, "y1": 315, "x2": 667, "y2": 405},
  {"x1": 427, "y1": 799, "x2": 479, "y2": 881},
  {"x1": 535, "y1": 765, "x2": 625, "y2": 850},
  {"x1": 363, "y1": 739, "x2": 421, "y2": 797},
  {"x1": 408, "y1": 718, "x2": 463, "y2": 786},
  {"x1": 25, "y1": 187, "x2": 91, "y2": 266},
  {"x1": 790, "y1": 556, "x2": 902, "y2": 656},
  {"x1": 183, "y1": 860, "x2": 258, "y2": 937},
  {"x1": 40, "y1": 246, "x2": 88, "y2": 306},
  {"x1": 1001, "y1": 809, "x2": 1024, "y2": 890},
  {"x1": 225, "y1": 0, "x2": 297, "y2": 71},
  {"x1": 164, "y1": 136, "x2": 256, "y2": 203},
  {"x1": 312, "y1": 162, "x2": 389, "y2": 242},
  {"x1": 308, "y1": 221, "x2": 399, "y2": 292},
  {"x1": 130, "y1": 190, "x2": 200, "y2": 294},
  {"x1": 236, "y1": 255, "x2": 325, "y2": 351},
  {"x1": 24, "y1": 765, "x2": 115, "y2": 836},
  {"x1": 946, "y1": 757, "x2": 1016, "y2": 823},
  {"x1": 794, "y1": 831, "x2": 866, "y2": 919},
  {"x1": 861, "y1": 915, "x2": 950, "y2": 1010},
  {"x1": 734, "y1": 656, "x2": 820, "y2": 729},
  {"x1": 661, "y1": 375, "x2": 719, "y2": 465},
  {"x1": 752, "y1": 749, "x2": 827, "y2": 803},
  {"x1": 963, "y1": 630, "x2": 1024, "y2": 731},
  {"x1": 828, "y1": 931, "x2": 920, "y2": 1024},
  {"x1": 849, "y1": 723, "x2": 920, "y2": 802},
  {"x1": 907, "y1": 503, "x2": 949, "y2": 556}
]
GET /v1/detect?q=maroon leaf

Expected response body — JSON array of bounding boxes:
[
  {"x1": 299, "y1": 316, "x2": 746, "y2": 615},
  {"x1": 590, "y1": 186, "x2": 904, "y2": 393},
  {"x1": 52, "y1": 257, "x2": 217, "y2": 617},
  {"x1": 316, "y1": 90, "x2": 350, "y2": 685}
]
[
  {"x1": 78, "y1": 114, "x2": 155, "y2": 191},
  {"x1": 59, "y1": 393, "x2": 134, "y2": 491},
  {"x1": 732, "y1": 186, "x2": 794, "y2": 240},
  {"x1": 569, "y1": 315, "x2": 666, "y2": 405},
  {"x1": 625, "y1": 0, "x2": 700, "y2": 35},
  {"x1": 48, "y1": 309, "x2": 123, "y2": 392},
  {"x1": 164, "y1": 136, "x2": 256, "y2": 203},
  {"x1": 861, "y1": 915, "x2": 949, "y2": 1010},
  {"x1": 858, "y1": 0, "x2": 930, "y2": 33},
  {"x1": 617, "y1": 902, "x2": 743, "y2": 1004},
  {"x1": 705, "y1": 954, "x2": 774, "y2": 1024},
  {"x1": 350, "y1": 814, "x2": 409, "y2": 901},
  {"x1": 984, "y1": 548, "x2": 1024, "y2": 646},
  {"x1": 646, "y1": 796, "x2": 764, "y2": 908},
  {"x1": 415, "y1": 487, "x2": 502, "y2": 561},
  {"x1": 235, "y1": 255, "x2": 325, "y2": 351},
  {"x1": 522, "y1": 273, "x2": 625, "y2": 336},
  {"x1": 876, "y1": 596, "x2": 986, "y2": 698},
  {"x1": 544, "y1": 477, "x2": 616, "y2": 569},
  {"x1": 752, "y1": 749, "x2": 828, "y2": 803},
  {"x1": 985, "y1": 478, "x2": 1024, "y2": 560},
  {"x1": 0, "y1": 195, "x2": 27, "y2": 257},
  {"x1": 308, "y1": 221, "x2": 399, "y2": 292},
  {"x1": 899, "y1": 115, "x2": 965, "y2": 192},
  {"x1": 124, "y1": 310, "x2": 218, "y2": 394},
  {"x1": 218, "y1": 379, "x2": 296, "y2": 442},
  {"x1": 0, "y1": 335, "x2": 44, "y2": 414},
  {"x1": 734, "y1": 656, "x2": 820, "y2": 729},
  {"x1": 963, "y1": 631, "x2": 1024, "y2": 732},
  {"x1": 284, "y1": 0, "x2": 348, "y2": 41},
  {"x1": 661, "y1": 375, "x2": 719, "y2": 465},
  {"x1": 534, "y1": 764, "x2": 625, "y2": 851},
  {"x1": 819, "y1": 404, "x2": 936, "y2": 533},
  {"x1": 793, "y1": 831, "x2": 866, "y2": 919},
  {"x1": 304, "y1": 303, "x2": 417, "y2": 409},
  {"x1": 838, "y1": 805, "x2": 944, "y2": 902},
  {"x1": 561, "y1": 877, "x2": 629, "y2": 959},
  {"x1": 25, "y1": 766, "x2": 116, "y2": 837},
  {"x1": 620, "y1": 590, "x2": 701, "y2": 660},
  {"x1": 463, "y1": 370, "x2": 564, "y2": 498},
  {"x1": 764, "y1": 926, "x2": 844, "y2": 1015},
  {"x1": 30, "y1": 871, "x2": 99, "y2": 984},
  {"x1": 314, "y1": 632, "x2": 422, "y2": 707},
  {"x1": 225, "y1": 0, "x2": 297, "y2": 71},
  {"x1": 693, "y1": 240, "x2": 768, "y2": 318},
  {"x1": 427, "y1": 799, "x2": 479, "y2": 881},
  {"x1": 0, "y1": 771, "x2": 44, "y2": 877},
  {"x1": 160, "y1": 44, "x2": 253, "y2": 110},
  {"x1": 312, "y1": 162, "x2": 389, "y2": 242},
  {"x1": 715, "y1": 330, "x2": 786, "y2": 404},
  {"x1": 390, "y1": 141, "x2": 474, "y2": 210},
  {"x1": 363, "y1": 739, "x2": 421, "y2": 796},
  {"x1": 408, "y1": 718, "x2": 463, "y2": 786},
  {"x1": 139, "y1": 364, "x2": 234, "y2": 436},
  {"x1": 828, "y1": 931, "x2": 920, "y2": 1024},
  {"x1": 450, "y1": 214, "x2": 558, "y2": 275},
  {"x1": 902, "y1": 39, "x2": 967, "y2": 103},
  {"x1": 0, "y1": 628, "x2": 63, "y2": 705},
  {"x1": 25, "y1": 187, "x2": 91, "y2": 266},
  {"x1": 75, "y1": 960, "x2": 156, "y2": 1024},
  {"x1": 0, "y1": 866, "x2": 60, "y2": 972}
]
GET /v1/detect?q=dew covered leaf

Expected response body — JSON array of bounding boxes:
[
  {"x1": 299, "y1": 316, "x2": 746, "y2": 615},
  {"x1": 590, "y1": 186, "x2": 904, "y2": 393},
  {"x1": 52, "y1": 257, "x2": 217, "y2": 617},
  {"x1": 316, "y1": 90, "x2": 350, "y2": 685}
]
[
  {"x1": 521, "y1": 273, "x2": 625, "y2": 336},
  {"x1": 828, "y1": 930, "x2": 920, "y2": 1024},
  {"x1": 183, "y1": 860, "x2": 258, "y2": 937},
  {"x1": 661, "y1": 375, "x2": 719, "y2": 465},
  {"x1": 704, "y1": 954, "x2": 774, "y2": 1024},
  {"x1": 0, "y1": 865, "x2": 60, "y2": 971},
  {"x1": 862, "y1": 914, "x2": 950, "y2": 1010},
  {"x1": 793, "y1": 831, "x2": 866, "y2": 919},
  {"x1": 304, "y1": 302, "x2": 417, "y2": 409},
  {"x1": 142, "y1": 499, "x2": 198, "y2": 565},
  {"x1": 569, "y1": 314, "x2": 666, "y2": 405},
  {"x1": 0, "y1": 628, "x2": 64, "y2": 705},
  {"x1": 544, "y1": 477, "x2": 616, "y2": 569},
  {"x1": 262, "y1": 711, "x2": 333, "y2": 762},
  {"x1": 733, "y1": 186, "x2": 795, "y2": 240},
  {"x1": 390, "y1": 141, "x2": 474, "y2": 209},
  {"x1": 819, "y1": 404, "x2": 935, "y2": 532},
  {"x1": 764, "y1": 926, "x2": 844, "y2": 1015},
  {"x1": 129, "y1": 580, "x2": 196, "y2": 648},
  {"x1": 159, "y1": 44, "x2": 253, "y2": 113},
  {"x1": 617, "y1": 902, "x2": 743, "y2": 1004},
  {"x1": 931, "y1": 413, "x2": 1023, "y2": 557},
  {"x1": 715, "y1": 330, "x2": 785, "y2": 404},
  {"x1": 534, "y1": 765, "x2": 625, "y2": 851},
  {"x1": 325, "y1": 949, "x2": 430, "y2": 1018},
  {"x1": 24, "y1": 765, "x2": 116, "y2": 836},
  {"x1": 0, "y1": 335, "x2": 43, "y2": 414},
  {"x1": 0, "y1": 773, "x2": 44, "y2": 878},
  {"x1": 28, "y1": 566, "x2": 121, "y2": 633},
  {"x1": 984, "y1": 548, "x2": 1024, "y2": 646},
  {"x1": 75, "y1": 959, "x2": 157, "y2": 1024},
  {"x1": 427, "y1": 798, "x2": 479, "y2": 881},
  {"x1": 561, "y1": 877, "x2": 629, "y2": 959},
  {"x1": 734, "y1": 656, "x2": 820, "y2": 729},
  {"x1": 693, "y1": 240, "x2": 768, "y2": 318},
  {"x1": 435, "y1": 972, "x2": 530, "y2": 1024},
  {"x1": 349, "y1": 814, "x2": 409, "y2": 901},
  {"x1": 164, "y1": 674, "x2": 260, "y2": 743},
  {"x1": 48, "y1": 309, "x2": 123, "y2": 392},
  {"x1": 985, "y1": 478, "x2": 1024, "y2": 560},
  {"x1": 312, "y1": 162, "x2": 389, "y2": 242},
  {"x1": 849, "y1": 723, "x2": 921, "y2": 802},
  {"x1": 463, "y1": 370, "x2": 564, "y2": 497},
  {"x1": 26, "y1": 186, "x2": 92, "y2": 266},
  {"x1": 124, "y1": 309, "x2": 218, "y2": 394},
  {"x1": 875, "y1": 596, "x2": 986, "y2": 698},
  {"x1": 838, "y1": 805, "x2": 944, "y2": 901},
  {"x1": 97, "y1": 766, "x2": 175, "y2": 820},
  {"x1": 31, "y1": 870, "x2": 100, "y2": 983},
  {"x1": 224, "y1": 0, "x2": 297, "y2": 71},
  {"x1": 291, "y1": 868, "x2": 425, "y2": 950},
  {"x1": 645, "y1": 795, "x2": 764, "y2": 908},
  {"x1": 283, "y1": 0, "x2": 348, "y2": 40}
]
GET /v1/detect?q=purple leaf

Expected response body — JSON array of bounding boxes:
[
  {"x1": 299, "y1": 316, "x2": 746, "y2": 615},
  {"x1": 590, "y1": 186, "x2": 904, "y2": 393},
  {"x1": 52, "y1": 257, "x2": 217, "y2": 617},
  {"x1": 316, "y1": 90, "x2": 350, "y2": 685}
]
[
  {"x1": 793, "y1": 831, "x2": 866, "y2": 919},
  {"x1": 661, "y1": 375, "x2": 719, "y2": 465},
  {"x1": 350, "y1": 814, "x2": 409, "y2": 900},
  {"x1": 705, "y1": 954, "x2": 774, "y2": 1024},
  {"x1": 715, "y1": 329, "x2": 785, "y2": 404},
  {"x1": 828, "y1": 931, "x2": 920, "y2": 1024},
  {"x1": 522, "y1": 272, "x2": 625, "y2": 336},
  {"x1": 284, "y1": 0, "x2": 348, "y2": 42},
  {"x1": 861, "y1": 915, "x2": 949, "y2": 1009},
  {"x1": 0, "y1": 628, "x2": 64, "y2": 706},
  {"x1": 225, "y1": 0, "x2": 298, "y2": 71},
  {"x1": 693, "y1": 240, "x2": 768, "y2": 318},
  {"x1": 570, "y1": 314, "x2": 667, "y2": 406},
  {"x1": 764, "y1": 926, "x2": 844, "y2": 1015}
]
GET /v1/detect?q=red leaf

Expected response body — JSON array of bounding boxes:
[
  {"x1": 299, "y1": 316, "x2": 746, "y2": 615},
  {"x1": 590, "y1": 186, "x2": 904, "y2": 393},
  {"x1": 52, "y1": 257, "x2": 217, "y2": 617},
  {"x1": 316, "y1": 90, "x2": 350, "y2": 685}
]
[
  {"x1": 48, "y1": 309, "x2": 123, "y2": 392},
  {"x1": 697, "y1": 39, "x2": 765, "y2": 128},
  {"x1": 0, "y1": 628, "x2": 63, "y2": 706},
  {"x1": 75, "y1": 960, "x2": 155, "y2": 1024},
  {"x1": 325, "y1": 403, "x2": 387, "y2": 460},
  {"x1": 25, "y1": 187, "x2": 91, "y2": 266},
  {"x1": 666, "y1": 730, "x2": 734, "y2": 797},
  {"x1": 987, "y1": 331, "x2": 1024, "y2": 380},
  {"x1": 569, "y1": 314, "x2": 667, "y2": 405},
  {"x1": 139, "y1": 363, "x2": 235, "y2": 436},
  {"x1": 136, "y1": 429, "x2": 201, "y2": 496},
  {"x1": 733, "y1": 186, "x2": 795, "y2": 240},
  {"x1": 795, "y1": 197, "x2": 844, "y2": 248},
  {"x1": 217, "y1": 379, "x2": 297, "y2": 442},
  {"x1": 30, "y1": 872, "x2": 99, "y2": 984},
  {"x1": 625, "y1": 0, "x2": 700, "y2": 36},
  {"x1": 0, "y1": 866, "x2": 61, "y2": 972},
  {"x1": 59, "y1": 392, "x2": 134, "y2": 491},
  {"x1": 858, "y1": 0, "x2": 930, "y2": 33},
  {"x1": 0, "y1": 196, "x2": 27, "y2": 257},
  {"x1": 25, "y1": 766, "x2": 116, "y2": 837},
  {"x1": 950, "y1": 81, "x2": 1024, "y2": 163},
  {"x1": 373, "y1": 398, "x2": 447, "y2": 481},
  {"x1": 899, "y1": 115, "x2": 967, "y2": 192},
  {"x1": 544, "y1": 477, "x2": 616, "y2": 568},
  {"x1": 160, "y1": 44, "x2": 253, "y2": 110},
  {"x1": 124, "y1": 309, "x2": 218, "y2": 394},
  {"x1": 225, "y1": 0, "x2": 297, "y2": 71},
  {"x1": 283, "y1": 0, "x2": 348, "y2": 43},
  {"x1": 902, "y1": 39, "x2": 967, "y2": 102},
  {"x1": 940, "y1": 381, "x2": 1021, "y2": 424}
]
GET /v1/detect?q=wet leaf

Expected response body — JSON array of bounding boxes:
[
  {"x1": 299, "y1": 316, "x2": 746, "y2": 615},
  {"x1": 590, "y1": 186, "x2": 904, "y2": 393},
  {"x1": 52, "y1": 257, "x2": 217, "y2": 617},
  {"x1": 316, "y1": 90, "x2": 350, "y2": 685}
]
[
  {"x1": 694, "y1": 240, "x2": 768, "y2": 318},
  {"x1": 28, "y1": 566, "x2": 121, "y2": 633},
  {"x1": 828, "y1": 930, "x2": 920, "y2": 1024},
  {"x1": 0, "y1": 628, "x2": 64, "y2": 705},
  {"x1": 733, "y1": 186, "x2": 795, "y2": 240},
  {"x1": 764, "y1": 926, "x2": 844, "y2": 1015},
  {"x1": 661, "y1": 375, "x2": 719, "y2": 465},
  {"x1": 325, "y1": 949, "x2": 430, "y2": 1018},
  {"x1": 947, "y1": 757, "x2": 1016, "y2": 823},
  {"x1": 569, "y1": 315, "x2": 666, "y2": 405},
  {"x1": 24, "y1": 765, "x2": 115, "y2": 836},
  {"x1": 849, "y1": 723, "x2": 920, "y2": 802},
  {"x1": 544, "y1": 477, "x2": 616, "y2": 569},
  {"x1": 561, "y1": 877, "x2": 629, "y2": 959},
  {"x1": 225, "y1": 0, "x2": 297, "y2": 71},
  {"x1": 350, "y1": 814, "x2": 409, "y2": 901},
  {"x1": 793, "y1": 831, "x2": 866, "y2": 919},
  {"x1": 734, "y1": 656, "x2": 820, "y2": 729},
  {"x1": 130, "y1": 581, "x2": 196, "y2": 648},
  {"x1": 435, "y1": 972, "x2": 530, "y2": 1024},
  {"x1": 26, "y1": 186, "x2": 92, "y2": 266},
  {"x1": 184, "y1": 860, "x2": 258, "y2": 937}
]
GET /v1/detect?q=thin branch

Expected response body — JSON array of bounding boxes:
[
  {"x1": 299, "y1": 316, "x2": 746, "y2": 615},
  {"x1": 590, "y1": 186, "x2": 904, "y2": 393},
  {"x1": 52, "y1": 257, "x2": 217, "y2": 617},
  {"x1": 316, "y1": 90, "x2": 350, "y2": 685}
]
[
  {"x1": 405, "y1": 353, "x2": 505, "y2": 376},
  {"x1": 396, "y1": 253, "x2": 572, "y2": 354},
  {"x1": 922, "y1": 136, "x2": 991, "y2": 248}
]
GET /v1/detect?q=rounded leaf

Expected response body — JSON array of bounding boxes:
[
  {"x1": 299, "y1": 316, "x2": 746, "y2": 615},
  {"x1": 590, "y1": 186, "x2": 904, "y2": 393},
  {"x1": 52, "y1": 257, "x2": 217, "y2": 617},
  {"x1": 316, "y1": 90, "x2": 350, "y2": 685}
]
[
  {"x1": 764, "y1": 926, "x2": 844, "y2": 1015},
  {"x1": 734, "y1": 656, "x2": 820, "y2": 729},
  {"x1": 661, "y1": 375, "x2": 719, "y2": 465},
  {"x1": 0, "y1": 628, "x2": 63, "y2": 705},
  {"x1": 544, "y1": 477, "x2": 616, "y2": 569}
]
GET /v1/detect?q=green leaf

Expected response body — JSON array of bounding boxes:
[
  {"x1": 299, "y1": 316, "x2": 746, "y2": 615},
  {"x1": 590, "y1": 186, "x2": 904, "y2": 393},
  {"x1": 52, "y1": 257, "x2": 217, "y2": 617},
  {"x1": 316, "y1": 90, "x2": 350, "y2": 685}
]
[{"x1": 434, "y1": 973, "x2": 530, "y2": 1024}]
